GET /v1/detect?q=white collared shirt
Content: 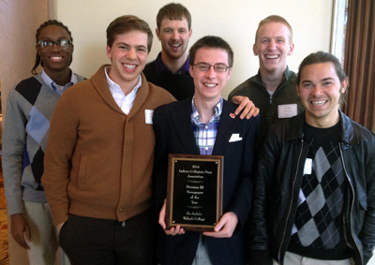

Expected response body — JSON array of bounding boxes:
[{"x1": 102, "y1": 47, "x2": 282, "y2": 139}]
[
  {"x1": 41, "y1": 70, "x2": 78, "y2": 95},
  {"x1": 104, "y1": 66, "x2": 141, "y2": 115}
]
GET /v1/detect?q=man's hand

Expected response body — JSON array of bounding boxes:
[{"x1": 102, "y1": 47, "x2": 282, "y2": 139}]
[
  {"x1": 159, "y1": 200, "x2": 185, "y2": 236},
  {"x1": 10, "y1": 213, "x2": 30, "y2": 249},
  {"x1": 231, "y1": 95, "x2": 260, "y2": 119},
  {"x1": 203, "y1": 212, "x2": 238, "y2": 238}
]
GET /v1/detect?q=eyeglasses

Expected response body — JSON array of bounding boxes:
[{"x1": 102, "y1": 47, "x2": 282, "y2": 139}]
[
  {"x1": 37, "y1": 39, "x2": 73, "y2": 49},
  {"x1": 193, "y1": 63, "x2": 230, "y2": 73}
]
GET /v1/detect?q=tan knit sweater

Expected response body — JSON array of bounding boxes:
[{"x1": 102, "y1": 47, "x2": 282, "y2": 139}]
[{"x1": 42, "y1": 65, "x2": 175, "y2": 226}]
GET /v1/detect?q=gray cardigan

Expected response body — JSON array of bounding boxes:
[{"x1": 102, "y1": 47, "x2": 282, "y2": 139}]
[{"x1": 2, "y1": 72, "x2": 85, "y2": 215}]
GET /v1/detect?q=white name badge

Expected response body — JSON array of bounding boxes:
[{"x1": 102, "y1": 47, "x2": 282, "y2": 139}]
[
  {"x1": 303, "y1": 158, "x2": 312, "y2": 175},
  {"x1": 278, "y1": 104, "x2": 298, "y2": 118},
  {"x1": 145, "y1": 109, "x2": 154, "y2": 124}
]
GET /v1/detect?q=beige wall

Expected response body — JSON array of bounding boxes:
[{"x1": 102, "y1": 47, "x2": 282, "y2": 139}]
[{"x1": 53, "y1": 0, "x2": 333, "y2": 99}]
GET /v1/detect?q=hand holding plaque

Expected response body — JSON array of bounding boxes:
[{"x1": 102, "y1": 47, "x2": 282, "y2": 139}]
[{"x1": 165, "y1": 154, "x2": 223, "y2": 231}]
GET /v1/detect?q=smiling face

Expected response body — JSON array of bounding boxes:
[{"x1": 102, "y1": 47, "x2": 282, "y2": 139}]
[
  {"x1": 297, "y1": 62, "x2": 348, "y2": 128},
  {"x1": 189, "y1": 47, "x2": 231, "y2": 104},
  {"x1": 37, "y1": 25, "x2": 73, "y2": 75},
  {"x1": 106, "y1": 30, "x2": 149, "y2": 92},
  {"x1": 156, "y1": 18, "x2": 192, "y2": 60},
  {"x1": 253, "y1": 22, "x2": 294, "y2": 75}
]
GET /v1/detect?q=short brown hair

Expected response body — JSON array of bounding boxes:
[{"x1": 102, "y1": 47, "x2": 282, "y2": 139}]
[
  {"x1": 106, "y1": 15, "x2": 153, "y2": 52},
  {"x1": 255, "y1": 15, "x2": 293, "y2": 44},
  {"x1": 156, "y1": 3, "x2": 191, "y2": 30},
  {"x1": 189, "y1": 36, "x2": 234, "y2": 68}
]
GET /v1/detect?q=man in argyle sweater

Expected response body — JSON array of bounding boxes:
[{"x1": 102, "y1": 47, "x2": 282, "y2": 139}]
[
  {"x1": 2, "y1": 20, "x2": 84, "y2": 265},
  {"x1": 248, "y1": 51, "x2": 375, "y2": 265}
]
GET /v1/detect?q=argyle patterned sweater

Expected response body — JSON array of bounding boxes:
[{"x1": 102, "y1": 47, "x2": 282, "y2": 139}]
[{"x1": 2, "y1": 73, "x2": 85, "y2": 215}]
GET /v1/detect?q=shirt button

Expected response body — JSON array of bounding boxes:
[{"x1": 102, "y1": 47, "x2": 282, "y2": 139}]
[
  {"x1": 119, "y1": 208, "x2": 123, "y2": 212},
  {"x1": 205, "y1": 147, "x2": 208, "y2": 150},
  {"x1": 205, "y1": 125, "x2": 208, "y2": 129}
]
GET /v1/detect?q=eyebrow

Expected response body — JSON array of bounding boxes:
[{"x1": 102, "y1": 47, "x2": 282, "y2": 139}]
[
  {"x1": 165, "y1": 26, "x2": 187, "y2": 30},
  {"x1": 196, "y1": 62, "x2": 229, "y2": 67},
  {"x1": 117, "y1": 42, "x2": 147, "y2": 49},
  {"x1": 40, "y1": 37, "x2": 71, "y2": 41},
  {"x1": 301, "y1": 77, "x2": 335, "y2": 83},
  {"x1": 260, "y1": 35, "x2": 285, "y2": 39}
]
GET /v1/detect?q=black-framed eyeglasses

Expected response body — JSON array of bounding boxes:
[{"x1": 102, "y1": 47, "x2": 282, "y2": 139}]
[
  {"x1": 193, "y1": 63, "x2": 230, "y2": 73},
  {"x1": 37, "y1": 39, "x2": 73, "y2": 49}
]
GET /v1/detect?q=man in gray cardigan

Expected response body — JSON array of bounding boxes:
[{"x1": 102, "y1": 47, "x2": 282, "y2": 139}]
[{"x1": 2, "y1": 20, "x2": 84, "y2": 265}]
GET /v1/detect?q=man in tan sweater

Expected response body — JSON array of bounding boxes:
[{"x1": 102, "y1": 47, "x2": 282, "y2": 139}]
[{"x1": 42, "y1": 15, "x2": 175, "y2": 264}]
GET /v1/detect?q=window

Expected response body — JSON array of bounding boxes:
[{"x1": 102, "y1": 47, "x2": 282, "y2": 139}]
[{"x1": 330, "y1": 0, "x2": 348, "y2": 65}]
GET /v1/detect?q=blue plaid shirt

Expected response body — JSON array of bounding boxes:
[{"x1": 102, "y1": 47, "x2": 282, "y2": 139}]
[{"x1": 191, "y1": 97, "x2": 223, "y2": 155}]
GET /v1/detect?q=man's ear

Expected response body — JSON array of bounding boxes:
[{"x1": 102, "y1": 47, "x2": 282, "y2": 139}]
[
  {"x1": 227, "y1": 68, "x2": 232, "y2": 80},
  {"x1": 36, "y1": 45, "x2": 42, "y2": 56},
  {"x1": 189, "y1": 64, "x2": 193, "y2": 75},
  {"x1": 296, "y1": 84, "x2": 300, "y2": 96},
  {"x1": 341, "y1": 78, "x2": 349, "y2": 94},
  {"x1": 156, "y1": 28, "x2": 161, "y2": 40},
  {"x1": 106, "y1": 45, "x2": 112, "y2": 60},
  {"x1": 253, "y1": 43, "x2": 258, "y2": 56},
  {"x1": 288, "y1": 43, "x2": 295, "y2": 56}
]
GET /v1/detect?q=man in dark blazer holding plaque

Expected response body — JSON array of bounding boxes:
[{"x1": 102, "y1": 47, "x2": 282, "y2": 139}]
[{"x1": 152, "y1": 36, "x2": 259, "y2": 265}]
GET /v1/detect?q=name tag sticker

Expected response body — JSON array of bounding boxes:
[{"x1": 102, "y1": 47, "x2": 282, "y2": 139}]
[
  {"x1": 303, "y1": 158, "x2": 312, "y2": 175},
  {"x1": 145, "y1": 109, "x2": 154, "y2": 124},
  {"x1": 278, "y1": 104, "x2": 298, "y2": 118}
]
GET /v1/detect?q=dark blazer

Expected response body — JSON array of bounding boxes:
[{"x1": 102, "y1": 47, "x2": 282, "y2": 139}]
[{"x1": 152, "y1": 98, "x2": 259, "y2": 265}]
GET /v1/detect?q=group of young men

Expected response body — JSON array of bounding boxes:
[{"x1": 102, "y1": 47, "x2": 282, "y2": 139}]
[{"x1": 2, "y1": 2, "x2": 375, "y2": 265}]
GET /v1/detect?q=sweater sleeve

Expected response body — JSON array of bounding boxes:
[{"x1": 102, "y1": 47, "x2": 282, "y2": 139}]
[
  {"x1": 2, "y1": 89, "x2": 27, "y2": 215},
  {"x1": 42, "y1": 90, "x2": 79, "y2": 225}
]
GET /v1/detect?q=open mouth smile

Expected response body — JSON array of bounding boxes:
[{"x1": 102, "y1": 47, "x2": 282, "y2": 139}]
[
  {"x1": 311, "y1": 100, "x2": 327, "y2": 106},
  {"x1": 266, "y1": 54, "x2": 279, "y2": 59},
  {"x1": 123, "y1": 63, "x2": 136, "y2": 70},
  {"x1": 204, "y1": 83, "x2": 217, "y2": 88}
]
